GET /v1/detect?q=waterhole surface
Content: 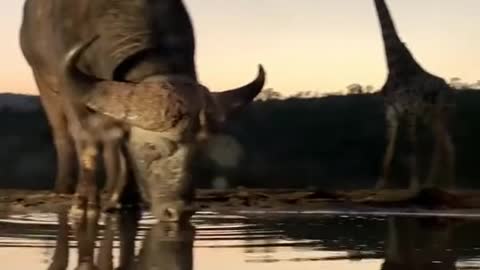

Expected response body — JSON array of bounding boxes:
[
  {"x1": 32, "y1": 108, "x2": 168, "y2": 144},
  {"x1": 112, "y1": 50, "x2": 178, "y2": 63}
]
[{"x1": 0, "y1": 209, "x2": 480, "y2": 269}]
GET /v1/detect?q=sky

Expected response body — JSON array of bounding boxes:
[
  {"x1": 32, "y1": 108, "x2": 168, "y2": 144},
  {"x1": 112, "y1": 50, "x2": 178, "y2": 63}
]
[{"x1": 1, "y1": 0, "x2": 479, "y2": 95}]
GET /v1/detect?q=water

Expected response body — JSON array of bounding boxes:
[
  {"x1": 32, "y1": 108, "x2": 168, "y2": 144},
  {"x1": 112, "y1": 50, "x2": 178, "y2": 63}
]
[{"x1": 1, "y1": 209, "x2": 480, "y2": 269}]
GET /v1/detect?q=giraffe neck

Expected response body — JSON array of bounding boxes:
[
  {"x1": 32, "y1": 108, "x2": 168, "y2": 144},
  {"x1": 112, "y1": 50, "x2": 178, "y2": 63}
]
[{"x1": 374, "y1": 0, "x2": 424, "y2": 77}]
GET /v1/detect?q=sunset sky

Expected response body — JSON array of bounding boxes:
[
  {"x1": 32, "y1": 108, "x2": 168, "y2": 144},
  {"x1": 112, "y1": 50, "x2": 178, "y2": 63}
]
[{"x1": 1, "y1": 0, "x2": 479, "y2": 95}]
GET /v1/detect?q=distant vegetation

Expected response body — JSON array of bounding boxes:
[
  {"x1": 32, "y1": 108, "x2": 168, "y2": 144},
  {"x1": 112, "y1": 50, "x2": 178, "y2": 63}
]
[
  {"x1": 0, "y1": 98, "x2": 55, "y2": 190},
  {"x1": 1, "y1": 80, "x2": 480, "y2": 191},
  {"x1": 255, "y1": 77, "x2": 480, "y2": 100}
]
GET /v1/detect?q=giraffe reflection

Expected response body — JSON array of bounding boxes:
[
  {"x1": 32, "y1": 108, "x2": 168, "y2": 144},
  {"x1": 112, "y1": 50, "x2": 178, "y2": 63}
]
[
  {"x1": 47, "y1": 209, "x2": 194, "y2": 270},
  {"x1": 381, "y1": 217, "x2": 457, "y2": 270}
]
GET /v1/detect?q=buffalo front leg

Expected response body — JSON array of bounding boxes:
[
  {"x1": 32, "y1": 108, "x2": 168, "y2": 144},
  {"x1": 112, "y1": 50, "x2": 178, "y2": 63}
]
[
  {"x1": 103, "y1": 138, "x2": 128, "y2": 211},
  {"x1": 376, "y1": 107, "x2": 399, "y2": 189},
  {"x1": 33, "y1": 70, "x2": 77, "y2": 193},
  {"x1": 102, "y1": 141, "x2": 118, "y2": 197},
  {"x1": 70, "y1": 135, "x2": 100, "y2": 222}
]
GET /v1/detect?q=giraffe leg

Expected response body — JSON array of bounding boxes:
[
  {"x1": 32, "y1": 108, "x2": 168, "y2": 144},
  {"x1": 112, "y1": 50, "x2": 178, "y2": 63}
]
[
  {"x1": 443, "y1": 131, "x2": 456, "y2": 189},
  {"x1": 434, "y1": 118, "x2": 456, "y2": 189},
  {"x1": 407, "y1": 115, "x2": 419, "y2": 191},
  {"x1": 377, "y1": 107, "x2": 399, "y2": 189},
  {"x1": 426, "y1": 114, "x2": 444, "y2": 188},
  {"x1": 425, "y1": 138, "x2": 441, "y2": 188}
]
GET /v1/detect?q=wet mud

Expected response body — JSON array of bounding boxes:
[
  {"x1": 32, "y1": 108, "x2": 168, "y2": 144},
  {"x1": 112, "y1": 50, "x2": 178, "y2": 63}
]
[{"x1": 1, "y1": 188, "x2": 480, "y2": 215}]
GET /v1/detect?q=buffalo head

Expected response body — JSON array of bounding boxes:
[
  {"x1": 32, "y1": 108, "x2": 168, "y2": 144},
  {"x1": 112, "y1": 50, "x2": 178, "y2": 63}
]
[{"x1": 61, "y1": 37, "x2": 266, "y2": 222}]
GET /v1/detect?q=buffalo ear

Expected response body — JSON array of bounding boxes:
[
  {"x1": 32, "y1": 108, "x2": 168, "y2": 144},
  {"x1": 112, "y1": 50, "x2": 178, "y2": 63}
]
[{"x1": 212, "y1": 65, "x2": 266, "y2": 119}]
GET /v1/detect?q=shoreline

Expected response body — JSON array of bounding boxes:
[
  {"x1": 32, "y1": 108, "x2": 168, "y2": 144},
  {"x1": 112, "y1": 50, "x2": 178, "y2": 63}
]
[{"x1": 1, "y1": 188, "x2": 480, "y2": 217}]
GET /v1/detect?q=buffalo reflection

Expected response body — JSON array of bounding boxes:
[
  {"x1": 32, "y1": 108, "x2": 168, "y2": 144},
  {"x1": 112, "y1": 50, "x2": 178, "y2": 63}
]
[{"x1": 47, "y1": 209, "x2": 194, "y2": 270}]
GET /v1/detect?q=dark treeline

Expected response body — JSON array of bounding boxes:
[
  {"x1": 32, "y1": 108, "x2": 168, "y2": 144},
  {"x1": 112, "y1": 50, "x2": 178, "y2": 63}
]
[
  {"x1": 1, "y1": 89, "x2": 480, "y2": 190},
  {"x1": 196, "y1": 89, "x2": 480, "y2": 190}
]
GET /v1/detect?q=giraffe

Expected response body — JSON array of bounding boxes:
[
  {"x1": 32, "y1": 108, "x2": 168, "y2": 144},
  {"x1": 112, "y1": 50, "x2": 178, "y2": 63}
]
[{"x1": 373, "y1": 0, "x2": 456, "y2": 191}]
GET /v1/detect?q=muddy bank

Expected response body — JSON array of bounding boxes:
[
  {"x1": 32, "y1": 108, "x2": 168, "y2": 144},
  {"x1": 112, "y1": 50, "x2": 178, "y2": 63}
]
[{"x1": 1, "y1": 188, "x2": 480, "y2": 215}]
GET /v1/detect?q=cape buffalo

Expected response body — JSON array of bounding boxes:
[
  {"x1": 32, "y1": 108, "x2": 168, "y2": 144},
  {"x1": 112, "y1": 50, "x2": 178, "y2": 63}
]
[{"x1": 20, "y1": 0, "x2": 265, "y2": 222}]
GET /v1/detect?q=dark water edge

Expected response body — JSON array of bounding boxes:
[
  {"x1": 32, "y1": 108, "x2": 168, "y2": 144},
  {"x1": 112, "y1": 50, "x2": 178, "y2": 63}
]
[{"x1": 0, "y1": 210, "x2": 480, "y2": 269}]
